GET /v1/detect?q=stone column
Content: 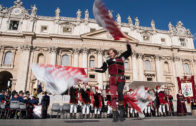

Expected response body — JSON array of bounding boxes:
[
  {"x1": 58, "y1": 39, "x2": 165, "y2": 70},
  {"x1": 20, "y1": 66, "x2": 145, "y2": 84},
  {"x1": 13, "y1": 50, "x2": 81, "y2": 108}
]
[
  {"x1": 132, "y1": 53, "x2": 138, "y2": 81},
  {"x1": 97, "y1": 49, "x2": 103, "y2": 89},
  {"x1": 15, "y1": 45, "x2": 31, "y2": 92},
  {"x1": 49, "y1": 47, "x2": 57, "y2": 65},
  {"x1": 0, "y1": 47, "x2": 4, "y2": 66},
  {"x1": 82, "y1": 48, "x2": 88, "y2": 73},
  {"x1": 138, "y1": 53, "x2": 144, "y2": 81},
  {"x1": 173, "y1": 57, "x2": 182, "y2": 93},
  {"x1": 50, "y1": 47, "x2": 57, "y2": 65},
  {"x1": 73, "y1": 48, "x2": 80, "y2": 67},
  {"x1": 155, "y1": 55, "x2": 162, "y2": 82}
]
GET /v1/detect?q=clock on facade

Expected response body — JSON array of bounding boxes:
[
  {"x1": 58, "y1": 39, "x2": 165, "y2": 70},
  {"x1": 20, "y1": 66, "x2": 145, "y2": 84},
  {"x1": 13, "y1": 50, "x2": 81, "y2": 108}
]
[{"x1": 12, "y1": 8, "x2": 22, "y2": 15}]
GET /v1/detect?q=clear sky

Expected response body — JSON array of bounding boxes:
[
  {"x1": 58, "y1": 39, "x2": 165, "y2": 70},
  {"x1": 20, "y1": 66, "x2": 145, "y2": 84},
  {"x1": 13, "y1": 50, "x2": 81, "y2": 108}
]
[{"x1": 1, "y1": 0, "x2": 196, "y2": 47}]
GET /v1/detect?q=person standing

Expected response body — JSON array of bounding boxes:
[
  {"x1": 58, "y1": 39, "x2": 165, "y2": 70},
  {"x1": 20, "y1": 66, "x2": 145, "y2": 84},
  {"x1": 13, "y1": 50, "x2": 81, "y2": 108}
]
[
  {"x1": 69, "y1": 86, "x2": 79, "y2": 119},
  {"x1": 41, "y1": 92, "x2": 50, "y2": 119},
  {"x1": 91, "y1": 43, "x2": 133, "y2": 121},
  {"x1": 177, "y1": 90, "x2": 187, "y2": 116}
]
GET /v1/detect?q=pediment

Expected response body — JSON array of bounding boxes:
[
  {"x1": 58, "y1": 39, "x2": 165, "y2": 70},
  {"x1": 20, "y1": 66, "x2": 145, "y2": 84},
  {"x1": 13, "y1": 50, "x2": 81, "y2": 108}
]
[{"x1": 81, "y1": 29, "x2": 139, "y2": 42}]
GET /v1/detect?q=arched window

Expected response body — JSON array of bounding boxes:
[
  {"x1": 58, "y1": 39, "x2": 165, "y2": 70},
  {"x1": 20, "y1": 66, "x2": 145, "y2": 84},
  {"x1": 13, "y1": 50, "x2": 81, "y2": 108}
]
[
  {"x1": 3, "y1": 52, "x2": 12, "y2": 65},
  {"x1": 145, "y1": 60, "x2": 151, "y2": 70},
  {"x1": 62, "y1": 55, "x2": 69, "y2": 66},
  {"x1": 89, "y1": 56, "x2": 95, "y2": 68},
  {"x1": 124, "y1": 61, "x2": 129, "y2": 70},
  {"x1": 37, "y1": 53, "x2": 45, "y2": 64},
  {"x1": 184, "y1": 63, "x2": 190, "y2": 74},
  {"x1": 164, "y1": 62, "x2": 169, "y2": 73}
]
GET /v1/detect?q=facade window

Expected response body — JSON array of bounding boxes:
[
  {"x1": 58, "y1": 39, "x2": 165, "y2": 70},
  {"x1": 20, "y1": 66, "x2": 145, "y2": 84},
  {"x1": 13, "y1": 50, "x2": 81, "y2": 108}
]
[
  {"x1": 41, "y1": 26, "x2": 48, "y2": 33},
  {"x1": 161, "y1": 38, "x2": 165, "y2": 42},
  {"x1": 89, "y1": 56, "x2": 95, "y2": 68},
  {"x1": 125, "y1": 76, "x2": 130, "y2": 80},
  {"x1": 180, "y1": 38, "x2": 186, "y2": 47},
  {"x1": 61, "y1": 55, "x2": 69, "y2": 66},
  {"x1": 124, "y1": 62, "x2": 129, "y2": 70},
  {"x1": 143, "y1": 35, "x2": 150, "y2": 41},
  {"x1": 37, "y1": 54, "x2": 45, "y2": 64},
  {"x1": 3, "y1": 52, "x2": 12, "y2": 65},
  {"x1": 184, "y1": 63, "x2": 190, "y2": 74},
  {"x1": 90, "y1": 28, "x2": 96, "y2": 32},
  {"x1": 89, "y1": 74, "x2": 95, "y2": 79},
  {"x1": 147, "y1": 78, "x2": 152, "y2": 81},
  {"x1": 145, "y1": 60, "x2": 151, "y2": 70},
  {"x1": 63, "y1": 27, "x2": 72, "y2": 33},
  {"x1": 9, "y1": 20, "x2": 19, "y2": 30}
]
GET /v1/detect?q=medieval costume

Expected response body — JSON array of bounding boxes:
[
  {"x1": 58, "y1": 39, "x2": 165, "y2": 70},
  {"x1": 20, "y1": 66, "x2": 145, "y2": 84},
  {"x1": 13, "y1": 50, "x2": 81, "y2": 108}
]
[
  {"x1": 177, "y1": 93, "x2": 187, "y2": 116},
  {"x1": 167, "y1": 94, "x2": 174, "y2": 116},
  {"x1": 158, "y1": 90, "x2": 167, "y2": 116},
  {"x1": 93, "y1": 90, "x2": 102, "y2": 118},
  {"x1": 69, "y1": 86, "x2": 78, "y2": 118},
  {"x1": 95, "y1": 44, "x2": 132, "y2": 121},
  {"x1": 79, "y1": 88, "x2": 91, "y2": 118},
  {"x1": 106, "y1": 90, "x2": 112, "y2": 118}
]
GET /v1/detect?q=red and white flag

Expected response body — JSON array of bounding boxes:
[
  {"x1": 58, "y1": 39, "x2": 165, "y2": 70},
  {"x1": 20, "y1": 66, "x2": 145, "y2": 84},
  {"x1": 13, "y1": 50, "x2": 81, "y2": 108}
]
[
  {"x1": 124, "y1": 86, "x2": 155, "y2": 117},
  {"x1": 31, "y1": 64, "x2": 88, "y2": 94},
  {"x1": 93, "y1": 0, "x2": 126, "y2": 40}
]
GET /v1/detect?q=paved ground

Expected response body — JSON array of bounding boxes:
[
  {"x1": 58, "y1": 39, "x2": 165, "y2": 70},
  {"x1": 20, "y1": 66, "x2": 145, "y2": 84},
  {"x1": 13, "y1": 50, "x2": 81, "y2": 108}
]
[{"x1": 0, "y1": 116, "x2": 196, "y2": 126}]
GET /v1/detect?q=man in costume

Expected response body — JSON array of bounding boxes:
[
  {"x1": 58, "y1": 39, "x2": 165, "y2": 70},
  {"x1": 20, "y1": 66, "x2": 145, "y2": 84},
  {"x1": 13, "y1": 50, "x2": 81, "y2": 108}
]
[
  {"x1": 79, "y1": 85, "x2": 91, "y2": 118},
  {"x1": 91, "y1": 43, "x2": 132, "y2": 121},
  {"x1": 69, "y1": 85, "x2": 79, "y2": 119}
]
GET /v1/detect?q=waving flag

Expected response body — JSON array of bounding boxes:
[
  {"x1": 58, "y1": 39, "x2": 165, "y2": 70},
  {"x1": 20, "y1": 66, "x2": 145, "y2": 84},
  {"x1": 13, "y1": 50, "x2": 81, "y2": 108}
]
[
  {"x1": 93, "y1": 0, "x2": 126, "y2": 40},
  {"x1": 31, "y1": 64, "x2": 88, "y2": 95},
  {"x1": 124, "y1": 86, "x2": 155, "y2": 117}
]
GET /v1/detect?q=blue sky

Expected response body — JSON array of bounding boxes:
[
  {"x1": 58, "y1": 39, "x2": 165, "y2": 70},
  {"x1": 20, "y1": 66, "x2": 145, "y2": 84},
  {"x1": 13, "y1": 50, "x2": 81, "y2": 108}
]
[{"x1": 1, "y1": 0, "x2": 196, "y2": 46}]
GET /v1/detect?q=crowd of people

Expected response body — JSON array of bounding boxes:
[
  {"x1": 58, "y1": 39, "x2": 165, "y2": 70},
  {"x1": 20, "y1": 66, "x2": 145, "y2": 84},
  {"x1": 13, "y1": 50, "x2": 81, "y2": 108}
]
[
  {"x1": 0, "y1": 84, "x2": 190, "y2": 119},
  {"x1": 0, "y1": 89, "x2": 50, "y2": 119}
]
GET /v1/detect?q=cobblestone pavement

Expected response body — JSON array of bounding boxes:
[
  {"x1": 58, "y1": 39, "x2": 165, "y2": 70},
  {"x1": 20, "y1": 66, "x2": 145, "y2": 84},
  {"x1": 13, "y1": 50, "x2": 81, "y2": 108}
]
[{"x1": 0, "y1": 116, "x2": 196, "y2": 126}]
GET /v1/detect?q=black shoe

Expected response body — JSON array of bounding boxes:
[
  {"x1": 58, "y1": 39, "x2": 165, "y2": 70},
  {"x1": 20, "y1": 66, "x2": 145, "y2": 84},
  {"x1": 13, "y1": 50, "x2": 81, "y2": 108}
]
[
  {"x1": 113, "y1": 111, "x2": 119, "y2": 122},
  {"x1": 118, "y1": 106, "x2": 125, "y2": 121}
]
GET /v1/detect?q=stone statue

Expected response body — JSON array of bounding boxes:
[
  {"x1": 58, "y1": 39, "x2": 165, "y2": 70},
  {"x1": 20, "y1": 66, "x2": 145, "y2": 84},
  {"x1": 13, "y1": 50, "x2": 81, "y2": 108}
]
[
  {"x1": 85, "y1": 9, "x2": 89, "y2": 20},
  {"x1": 55, "y1": 7, "x2": 60, "y2": 18},
  {"x1": 187, "y1": 29, "x2": 191, "y2": 35},
  {"x1": 108, "y1": 10, "x2": 113, "y2": 18},
  {"x1": 76, "y1": 9, "x2": 81, "y2": 20},
  {"x1": 31, "y1": 5, "x2": 37, "y2": 16},
  {"x1": 127, "y1": 16, "x2": 133, "y2": 25},
  {"x1": 151, "y1": 20, "x2": 155, "y2": 30},
  {"x1": 168, "y1": 22, "x2": 173, "y2": 31},
  {"x1": 14, "y1": 0, "x2": 22, "y2": 6},
  {"x1": 116, "y1": 13, "x2": 121, "y2": 25},
  {"x1": 176, "y1": 21, "x2": 183, "y2": 27},
  {"x1": 135, "y1": 17, "x2": 139, "y2": 26}
]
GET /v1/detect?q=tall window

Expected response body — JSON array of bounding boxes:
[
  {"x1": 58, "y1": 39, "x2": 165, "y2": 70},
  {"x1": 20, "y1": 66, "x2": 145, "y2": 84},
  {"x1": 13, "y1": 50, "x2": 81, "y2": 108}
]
[
  {"x1": 145, "y1": 60, "x2": 151, "y2": 70},
  {"x1": 89, "y1": 56, "x2": 95, "y2": 68},
  {"x1": 37, "y1": 54, "x2": 45, "y2": 64},
  {"x1": 164, "y1": 62, "x2": 169, "y2": 73},
  {"x1": 62, "y1": 55, "x2": 69, "y2": 66},
  {"x1": 184, "y1": 63, "x2": 190, "y2": 74},
  {"x1": 3, "y1": 52, "x2": 12, "y2": 65},
  {"x1": 180, "y1": 38, "x2": 186, "y2": 47},
  {"x1": 125, "y1": 62, "x2": 129, "y2": 70}
]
